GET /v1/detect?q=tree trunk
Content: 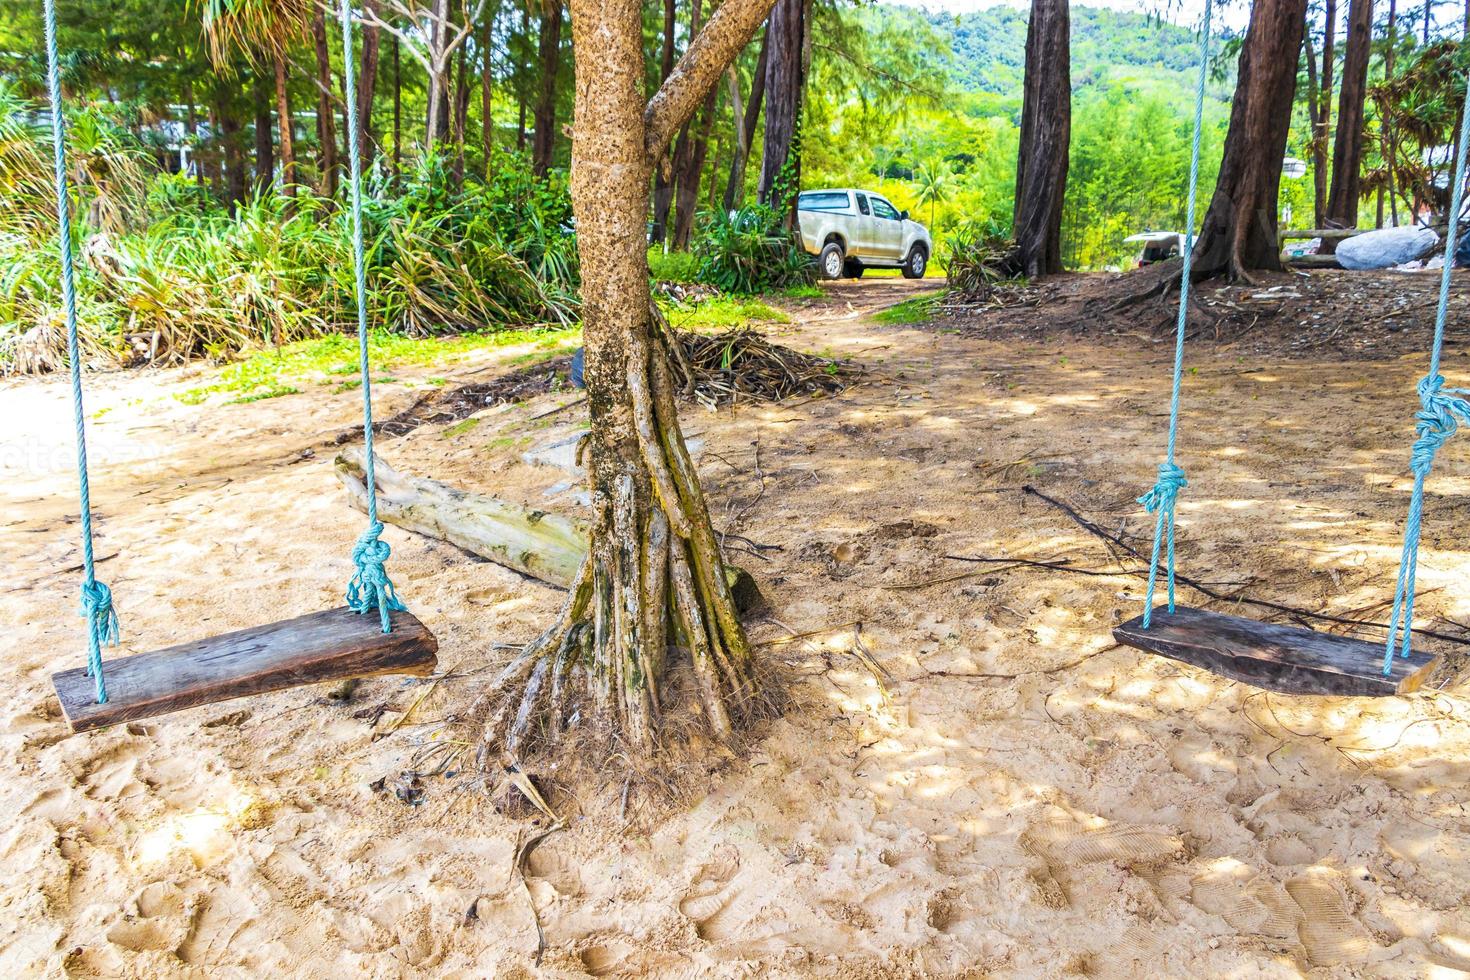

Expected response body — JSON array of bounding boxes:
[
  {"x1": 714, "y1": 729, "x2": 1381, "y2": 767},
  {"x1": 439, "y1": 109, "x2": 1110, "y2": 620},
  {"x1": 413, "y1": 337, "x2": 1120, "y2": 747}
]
[
  {"x1": 1386, "y1": 0, "x2": 1400, "y2": 225},
  {"x1": 274, "y1": 52, "x2": 296, "y2": 197},
  {"x1": 393, "y1": 35, "x2": 402, "y2": 178},
  {"x1": 1012, "y1": 0, "x2": 1070, "y2": 277},
  {"x1": 453, "y1": 43, "x2": 470, "y2": 182},
  {"x1": 757, "y1": 0, "x2": 804, "y2": 208},
  {"x1": 724, "y1": 31, "x2": 767, "y2": 210},
  {"x1": 1195, "y1": 0, "x2": 1308, "y2": 280},
  {"x1": 651, "y1": 0, "x2": 679, "y2": 244},
  {"x1": 1314, "y1": 0, "x2": 1336, "y2": 227},
  {"x1": 517, "y1": 2, "x2": 529, "y2": 150},
  {"x1": 312, "y1": 7, "x2": 339, "y2": 199},
  {"x1": 425, "y1": 0, "x2": 450, "y2": 150},
  {"x1": 359, "y1": 0, "x2": 382, "y2": 165},
  {"x1": 1325, "y1": 0, "x2": 1373, "y2": 231},
  {"x1": 531, "y1": 0, "x2": 564, "y2": 175},
  {"x1": 219, "y1": 98, "x2": 247, "y2": 211},
  {"x1": 254, "y1": 68, "x2": 275, "y2": 192},
  {"x1": 481, "y1": 0, "x2": 774, "y2": 762},
  {"x1": 671, "y1": 0, "x2": 719, "y2": 249},
  {"x1": 482, "y1": 11, "x2": 495, "y2": 169}
]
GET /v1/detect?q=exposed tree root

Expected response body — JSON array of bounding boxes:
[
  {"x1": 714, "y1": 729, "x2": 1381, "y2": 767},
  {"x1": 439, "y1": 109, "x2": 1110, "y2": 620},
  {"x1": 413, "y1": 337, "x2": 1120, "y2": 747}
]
[{"x1": 478, "y1": 305, "x2": 772, "y2": 768}]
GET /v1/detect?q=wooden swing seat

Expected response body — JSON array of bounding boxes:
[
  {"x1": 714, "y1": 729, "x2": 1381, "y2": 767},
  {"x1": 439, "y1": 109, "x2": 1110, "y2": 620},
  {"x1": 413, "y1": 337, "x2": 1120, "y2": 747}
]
[
  {"x1": 52, "y1": 606, "x2": 438, "y2": 733},
  {"x1": 1114, "y1": 605, "x2": 1439, "y2": 697}
]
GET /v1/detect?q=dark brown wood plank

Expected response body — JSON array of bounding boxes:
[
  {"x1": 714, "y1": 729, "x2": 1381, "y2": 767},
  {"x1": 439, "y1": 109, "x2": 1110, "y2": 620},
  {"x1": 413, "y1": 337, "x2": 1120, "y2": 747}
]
[
  {"x1": 1114, "y1": 605, "x2": 1439, "y2": 697},
  {"x1": 52, "y1": 607, "x2": 438, "y2": 733}
]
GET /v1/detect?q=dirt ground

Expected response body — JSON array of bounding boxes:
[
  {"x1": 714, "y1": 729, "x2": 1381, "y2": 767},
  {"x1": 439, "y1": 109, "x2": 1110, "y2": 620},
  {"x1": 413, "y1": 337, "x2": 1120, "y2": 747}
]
[{"x1": 4, "y1": 272, "x2": 1470, "y2": 978}]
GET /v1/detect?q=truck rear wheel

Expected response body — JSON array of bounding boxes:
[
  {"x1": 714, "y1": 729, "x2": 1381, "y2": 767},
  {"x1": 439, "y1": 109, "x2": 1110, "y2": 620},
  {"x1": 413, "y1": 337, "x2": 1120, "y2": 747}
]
[{"x1": 818, "y1": 242, "x2": 845, "y2": 280}]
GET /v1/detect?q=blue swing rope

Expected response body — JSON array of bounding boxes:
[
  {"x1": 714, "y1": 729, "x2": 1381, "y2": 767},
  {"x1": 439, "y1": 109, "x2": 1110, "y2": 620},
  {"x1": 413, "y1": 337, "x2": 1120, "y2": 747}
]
[
  {"x1": 1138, "y1": 0, "x2": 1212, "y2": 628},
  {"x1": 339, "y1": 0, "x2": 406, "y2": 633},
  {"x1": 1382, "y1": 85, "x2": 1470, "y2": 675},
  {"x1": 45, "y1": 0, "x2": 115, "y2": 704}
]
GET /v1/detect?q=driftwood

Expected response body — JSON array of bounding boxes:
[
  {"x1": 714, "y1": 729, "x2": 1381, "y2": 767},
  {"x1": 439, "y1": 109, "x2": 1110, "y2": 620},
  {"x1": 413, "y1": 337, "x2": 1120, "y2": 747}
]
[{"x1": 335, "y1": 449, "x2": 761, "y2": 610}]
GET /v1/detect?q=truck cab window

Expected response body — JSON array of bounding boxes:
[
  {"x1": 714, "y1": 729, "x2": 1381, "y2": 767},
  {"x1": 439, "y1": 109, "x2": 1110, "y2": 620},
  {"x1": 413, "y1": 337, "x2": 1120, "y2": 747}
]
[
  {"x1": 856, "y1": 194, "x2": 871, "y2": 216},
  {"x1": 872, "y1": 198, "x2": 900, "y2": 221}
]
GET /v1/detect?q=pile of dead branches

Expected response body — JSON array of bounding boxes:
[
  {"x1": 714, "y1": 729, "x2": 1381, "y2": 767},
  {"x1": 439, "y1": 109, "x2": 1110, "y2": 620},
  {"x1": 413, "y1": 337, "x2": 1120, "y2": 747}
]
[{"x1": 668, "y1": 328, "x2": 861, "y2": 410}]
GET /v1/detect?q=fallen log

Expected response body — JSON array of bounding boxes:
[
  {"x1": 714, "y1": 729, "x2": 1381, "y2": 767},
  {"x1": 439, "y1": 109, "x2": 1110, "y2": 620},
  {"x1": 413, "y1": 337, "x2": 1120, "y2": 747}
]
[{"x1": 335, "y1": 449, "x2": 761, "y2": 611}]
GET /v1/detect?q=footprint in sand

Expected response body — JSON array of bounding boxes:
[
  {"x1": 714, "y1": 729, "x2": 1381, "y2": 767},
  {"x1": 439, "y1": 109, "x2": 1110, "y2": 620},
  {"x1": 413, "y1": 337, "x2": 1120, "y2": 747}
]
[
  {"x1": 1284, "y1": 873, "x2": 1374, "y2": 968},
  {"x1": 678, "y1": 845, "x2": 759, "y2": 942},
  {"x1": 105, "y1": 880, "x2": 193, "y2": 953},
  {"x1": 524, "y1": 843, "x2": 584, "y2": 897}
]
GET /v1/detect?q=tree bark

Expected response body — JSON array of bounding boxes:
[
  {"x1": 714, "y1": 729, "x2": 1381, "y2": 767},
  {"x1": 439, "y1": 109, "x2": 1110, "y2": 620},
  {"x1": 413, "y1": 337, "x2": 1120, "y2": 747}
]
[
  {"x1": 254, "y1": 68, "x2": 275, "y2": 192},
  {"x1": 480, "y1": 0, "x2": 776, "y2": 763},
  {"x1": 312, "y1": 6, "x2": 339, "y2": 199},
  {"x1": 1313, "y1": 0, "x2": 1336, "y2": 227},
  {"x1": 723, "y1": 32, "x2": 766, "y2": 210},
  {"x1": 1325, "y1": 0, "x2": 1373, "y2": 231},
  {"x1": 274, "y1": 52, "x2": 297, "y2": 197},
  {"x1": 531, "y1": 0, "x2": 564, "y2": 175},
  {"x1": 757, "y1": 0, "x2": 805, "y2": 208},
  {"x1": 1012, "y1": 0, "x2": 1070, "y2": 277},
  {"x1": 1195, "y1": 0, "x2": 1308, "y2": 280},
  {"x1": 651, "y1": 0, "x2": 679, "y2": 245}
]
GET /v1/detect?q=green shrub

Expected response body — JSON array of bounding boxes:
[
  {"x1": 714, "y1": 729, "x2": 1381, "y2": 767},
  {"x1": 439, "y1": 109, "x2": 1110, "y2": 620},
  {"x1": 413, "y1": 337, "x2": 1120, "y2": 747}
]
[
  {"x1": 944, "y1": 218, "x2": 1022, "y2": 298},
  {"x1": 648, "y1": 247, "x2": 702, "y2": 283},
  {"x1": 693, "y1": 203, "x2": 814, "y2": 294}
]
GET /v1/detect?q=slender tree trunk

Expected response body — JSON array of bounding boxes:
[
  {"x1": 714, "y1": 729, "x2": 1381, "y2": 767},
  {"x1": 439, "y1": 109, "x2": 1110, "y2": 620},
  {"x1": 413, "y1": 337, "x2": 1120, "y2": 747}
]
[
  {"x1": 481, "y1": 11, "x2": 495, "y2": 169},
  {"x1": 758, "y1": 0, "x2": 805, "y2": 208},
  {"x1": 185, "y1": 81, "x2": 205, "y2": 188},
  {"x1": 219, "y1": 98, "x2": 247, "y2": 211},
  {"x1": 274, "y1": 52, "x2": 296, "y2": 197},
  {"x1": 312, "y1": 7, "x2": 339, "y2": 199},
  {"x1": 1012, "y1": 0, "x2": 1070, "y2": 277},
  {"x1": 651, "y1": 0, "x2": 679, "y2": 245},
  {"x1": 1314, "y1": 0, "x2": 1336, "y2": 226},
  {"x1": 1195, "y1": 0, "x2": 1308, "y2": 280},
  {"x1": 1386, "y1": 0, "x2": 1401, "y2": 225},
  {"x1": 359, "y1": 0, "x2": 382, "y2": 165},
  {"x1": 425, "y1": 0, "x2": 449, "y2": 149},
  {"x1": 531, "y1": 0, "x2": 564, "y2": 175},
  {"x1": 1303, "y1": 28, "x2": 1323, "y2": 216},
  {"x1": 483, "y1": 0, "x2": 776, "y2": 762},
  {"x1": 724, "y1": 32, "x2": 766, "y2": 210},
  {"x1": 253, "y1": 70, "x2": 275, "y2": 192},
  {"x1": 671, "y1": 0, "x2": 719, "y2": 249},
  {"x1": 393, "y1": 35, "x2": 402, "y2": 178},
  {"x1": 1325, "y1": 0, "x2": 1373, "y2": 231},
  {"x1": 517, "y1": 2, "x2": 529, "y2": 150},
  {"x1": 453, "y1": 43, "x2": 469, "y2": 182}
]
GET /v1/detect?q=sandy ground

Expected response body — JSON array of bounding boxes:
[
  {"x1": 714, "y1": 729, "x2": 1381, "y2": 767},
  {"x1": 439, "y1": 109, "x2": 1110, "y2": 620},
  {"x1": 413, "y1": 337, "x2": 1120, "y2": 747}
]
[{"x1": 4, "y1": 276, "x2": 1470, "y2": 978}]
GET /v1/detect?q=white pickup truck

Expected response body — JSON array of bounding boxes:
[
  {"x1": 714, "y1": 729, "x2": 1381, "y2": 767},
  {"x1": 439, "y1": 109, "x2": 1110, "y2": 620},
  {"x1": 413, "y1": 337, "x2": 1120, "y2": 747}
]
[{"x1": 797, "y1": 188, "x2": 933, "y2": 280}]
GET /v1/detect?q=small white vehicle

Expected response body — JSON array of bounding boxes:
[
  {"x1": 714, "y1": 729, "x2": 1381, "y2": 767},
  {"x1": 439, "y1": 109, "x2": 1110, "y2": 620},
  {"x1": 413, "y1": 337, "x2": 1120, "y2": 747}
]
[{"x1": 797, "y1": 188, "x2": 933, "y2": 280}]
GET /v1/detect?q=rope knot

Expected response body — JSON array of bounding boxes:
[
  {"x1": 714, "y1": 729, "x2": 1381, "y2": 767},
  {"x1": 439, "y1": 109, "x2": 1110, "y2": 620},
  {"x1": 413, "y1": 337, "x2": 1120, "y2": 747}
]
[
  {"x1": 347, "y1": 522, "x2": 406, "y2": 632},
  {"x1": 1138, "y1": 462, "x2": 1188, "y2": 514},
  {"x1": 1409, "y1": 373, "x2": 1470, "y2": 478},
  {"x1": 80, "y1": 579, "x2": 120, "y2": 647}
]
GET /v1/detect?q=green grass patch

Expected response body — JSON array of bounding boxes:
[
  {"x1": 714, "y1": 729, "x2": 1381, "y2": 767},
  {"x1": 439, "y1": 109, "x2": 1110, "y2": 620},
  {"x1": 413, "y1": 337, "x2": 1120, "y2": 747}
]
[
  {"x1": 177, "y1": 325, "x2": 580, "y2": 405},
  {"x1": 776, "y1": 284, "x2": 824, "y2": 299},
  {"x1": 873, "y1": 292, "x2": 943, "y2": 325},
  {"x1": 659, "y1": 295, "x2": 789, "y2": 331}
]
